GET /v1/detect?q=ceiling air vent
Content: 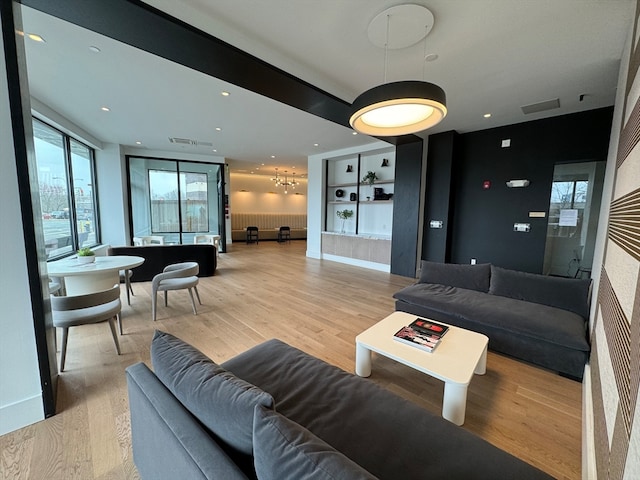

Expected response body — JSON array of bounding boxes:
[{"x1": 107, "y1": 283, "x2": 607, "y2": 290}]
[
  {"x1": 169, "y1": 137, "x2": 197, "y2": 145},
  {"x1": 169, "y1": 137, "x2": 213, "y2": 147},
  {"x1": 521, "y1": 98, "x2": 560, "y2": 115}
]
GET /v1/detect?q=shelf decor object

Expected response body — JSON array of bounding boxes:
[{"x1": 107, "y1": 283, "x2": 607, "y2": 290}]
[
  {"x1": 362, "y1": 171, "x2": 378, "y2": 185},
  {"x1": 336, "y1": 209, "x2": 354, "y2": 233},
  {"x1": 349, "y1": 4, "x2": 447, "y2": 136}
]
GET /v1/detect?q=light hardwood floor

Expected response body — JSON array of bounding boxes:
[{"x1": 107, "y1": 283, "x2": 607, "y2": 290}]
[{"x1": 1, "y1": 241, "x2": 582, "y2": 479}]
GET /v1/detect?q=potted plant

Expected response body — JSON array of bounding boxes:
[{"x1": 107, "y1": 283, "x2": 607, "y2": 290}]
[
  {"x1": 362, "y1": 171, "x2": 378, "y2": 200},
  {"x1": 362, "y1": 171, "x2": 378, "y2": 185},
  {"x1": 77, "y1": 247, "x2": 96, "y2": 264},
  {"x1": 336, "y1": 209, "x2": 354, "y2": 233}
]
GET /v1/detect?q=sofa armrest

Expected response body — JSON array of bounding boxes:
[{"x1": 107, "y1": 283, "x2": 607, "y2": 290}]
[{"x1": 126, "y1": 363, "x2": 250, "y2": 480}]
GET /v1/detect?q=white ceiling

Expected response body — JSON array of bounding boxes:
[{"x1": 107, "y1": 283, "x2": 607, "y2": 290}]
[{"x1": 20, "y1": 1, "x2": 634, "y2": 177}]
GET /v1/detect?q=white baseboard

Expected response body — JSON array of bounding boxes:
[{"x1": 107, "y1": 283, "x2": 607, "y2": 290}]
[
  {"x1": 0, "y1": 394, "x2": 44, "y2": 436},
  {"x1": 306, "y1": 249, "x2": 321, "y2": 259},
  {"x1": 582, "y1": 363, "x2": 597, "y2": 480},
  {"x1": 321, "y1": 253, "x2": 391, "y2": 272}
]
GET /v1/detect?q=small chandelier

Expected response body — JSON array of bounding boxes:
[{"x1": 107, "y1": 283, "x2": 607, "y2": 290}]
[
  {"x1": 350, "y1": 5, "x2": 447, "y2": 137},
  {"x1": 271, "y1": 168, "x2": 298, "y2": 194}
]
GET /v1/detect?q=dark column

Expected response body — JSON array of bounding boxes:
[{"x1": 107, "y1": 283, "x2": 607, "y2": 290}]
[
  {"x1": 422, "y1": 131, "x2": 458, "y2": 263},
  {"x1": 391, "y1": 138, "x2": 424, "y2": 277}
]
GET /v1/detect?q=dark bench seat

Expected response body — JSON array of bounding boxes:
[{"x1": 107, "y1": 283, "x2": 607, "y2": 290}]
[{"x1": 109, "y1": 244, "x2": 216, "y2": 282}]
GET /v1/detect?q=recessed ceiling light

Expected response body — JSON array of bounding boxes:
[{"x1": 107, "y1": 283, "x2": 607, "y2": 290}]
[
  {"x1": 212, "y1": 149, "x2": 217, "y2": 152},
  {"x1": 483, "y1": 113, "x2": 492, "y2": 118},
  {"x1": 27, "y1": 33, "x2": 45, "y2": 43},
  {"x1": 221, "y1": 91, "x2": 230, "y2": 96},
  {"x1": 261, "y1": 163, "x2": 265, "y2": 166},
  {"x1": 313, "y1": 143, "x2": 319, "y2": 147},
  {"x1": 89, "y1": 46, "x2": 101, "y2": 53},
  {"x1": 215, "y1": 127, "x2": 221, "y2": 131},
  {"x1": 271, "y1": 155, "x2": 276, "y2": 159},
  {"x1": 352, "y1": 132, "x2": 358, "y2": 135},
  {"x1": 101, "y1": 106, "x2": 110, "y2": 112},
  {"x1": 424, "y1": 53, "x2": 438, "y2": 62},
  {"x1": 135, "y1": 141, "x2": 142, "y2": 145}
]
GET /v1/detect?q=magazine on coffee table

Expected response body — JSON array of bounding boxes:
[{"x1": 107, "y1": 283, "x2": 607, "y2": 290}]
[
  {"x1": 393, "y1": 325, "x2": 441, "y2": 353},
  {"x1": 408, "y1": 318, "x2": 449, "y2": 339}
]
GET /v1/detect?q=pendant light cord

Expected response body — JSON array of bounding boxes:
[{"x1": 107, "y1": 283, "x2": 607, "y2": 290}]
[
  {"x1": 422, "y1": 25, "x2": 428, "y2": 80},
  {"x1": 384, "y1": 14, "x2": 390, "y2": 83}
]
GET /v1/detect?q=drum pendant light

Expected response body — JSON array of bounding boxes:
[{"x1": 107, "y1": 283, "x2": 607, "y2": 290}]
[{"x1": 350, "y1": 5, "x2": 447, "y2": 136}]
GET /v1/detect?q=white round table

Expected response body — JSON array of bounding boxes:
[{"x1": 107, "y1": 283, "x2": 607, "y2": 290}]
[{"x1": 47, "y1": 255, "x2": 145, "y2": 296}]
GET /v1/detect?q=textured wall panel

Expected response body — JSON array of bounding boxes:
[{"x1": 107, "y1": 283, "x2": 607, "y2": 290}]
[
  {"x1": 608, "y1": 187, "x2": 640, "y2": 262},
  {"x1": 591, "y1": 2, "x2": 640, "y2": 477}
]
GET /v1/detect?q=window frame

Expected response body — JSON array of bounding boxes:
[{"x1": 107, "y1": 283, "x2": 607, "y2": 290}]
[{"x1": 33, "y1": 117, "x2": 100, "y2": 260}]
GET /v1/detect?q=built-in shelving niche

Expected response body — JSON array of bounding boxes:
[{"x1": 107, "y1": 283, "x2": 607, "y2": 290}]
[{"x1": 323, "y1": 146, "x2": 395, "y2": 268}]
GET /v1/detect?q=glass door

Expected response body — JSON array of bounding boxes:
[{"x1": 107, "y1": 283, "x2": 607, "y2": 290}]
[
  {"x1": 128, "y1": 157, "x2": 224, "y2": 247},
  {"x1": 177, "y1": 161, "x2": 222, "y2": 245},
  {"x1": 543, "y1": 161, "x2": 605, "y2": 278}
]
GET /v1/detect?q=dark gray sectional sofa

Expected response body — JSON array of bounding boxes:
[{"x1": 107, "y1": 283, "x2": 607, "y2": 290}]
[
  {"x1": 393, "y1": 261, "x2": 591, "y2": 380},
  {"x1": 126, "y1": 331, "x2": 553, "y2": 479}
]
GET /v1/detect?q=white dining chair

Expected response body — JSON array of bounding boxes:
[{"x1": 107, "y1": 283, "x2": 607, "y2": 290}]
[
  {"x1": 50, "y1": 285, "x2": 122, "y2": 372},
  {"x1": 193, "y1": 234, "x2": 220, "y2": 253},
  {"x1": 151, "y1": 262, "x2": 201, "y2": 321},
  {"x1": 145, "y1": 236, "x2": 165, "y2": 245}
]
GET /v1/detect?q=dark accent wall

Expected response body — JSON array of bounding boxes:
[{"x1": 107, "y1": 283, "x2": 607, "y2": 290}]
[
  {"x1": 422, "y1": 131, "x2": 458, "y2": 263},
  {"x1": 391, "y1": 138, "x2": 423, "y2": 277},
  {"x1": 423, "y1": 107, "x2": 613, "y2": 273}
]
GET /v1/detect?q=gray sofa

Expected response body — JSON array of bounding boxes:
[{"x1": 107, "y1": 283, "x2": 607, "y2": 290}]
[
  {"x1": 393, "y1": 261, "x2": 591, "y2": 380},
  {"x1": 126, "y1": 330, "x2": 553, "y2": 479}
]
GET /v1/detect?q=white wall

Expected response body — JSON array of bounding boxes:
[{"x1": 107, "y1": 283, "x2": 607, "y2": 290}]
[
  {"x1": 230, "y1": 173, "x2": 307, "y2": 214},
  {"x1": 0, "y1": 24, "x2": 44, "y2": 435},
  {"x1": 95, "y1": 143, "x2": 128, "y2": 246}
]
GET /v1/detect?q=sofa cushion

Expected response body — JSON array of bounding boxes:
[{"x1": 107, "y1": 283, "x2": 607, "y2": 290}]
[
  {"x1": 489, "y1": 266, "x2": 591, "y2": 319},
  {"x1": 253, "y1": 405, "x2": 378, "y2": 480},
  {"x1": 393, "y1": 283, "x2": 590, "y2": 351},
  {"x1": 419, "y1": 260, "x2": 491, "y2": 292},
  {"x1": 150, "y1": 330, "x2": 274, "y2": 456},
  {"x1": 224, "y1": 339, "x2": 553, "y2": 480}
]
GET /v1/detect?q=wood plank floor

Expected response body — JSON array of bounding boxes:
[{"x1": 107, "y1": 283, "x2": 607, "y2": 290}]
[{"x1": 0, "y1": 241, "x2": 582, "y2": 479}]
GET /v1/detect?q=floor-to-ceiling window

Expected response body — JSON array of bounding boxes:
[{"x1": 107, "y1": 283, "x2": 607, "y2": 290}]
[
  {"x1": 128, "y1": 156, "x2": 224, "y2": 246},
  {"x1": 33, "y1": 118, "x2": 99, "y2": 259}
]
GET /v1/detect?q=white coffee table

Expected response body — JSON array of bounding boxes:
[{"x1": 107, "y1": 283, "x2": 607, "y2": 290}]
[{"x1": 355, "y1": 311, "x2": 488, "y2": 426}]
